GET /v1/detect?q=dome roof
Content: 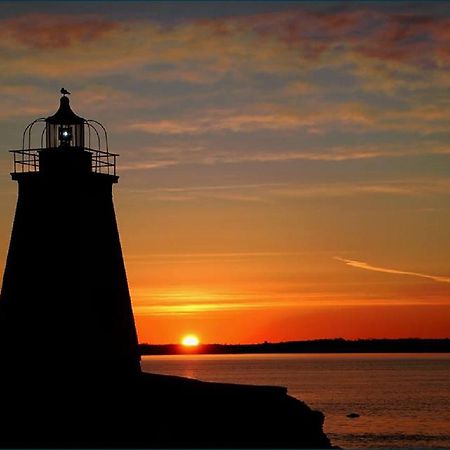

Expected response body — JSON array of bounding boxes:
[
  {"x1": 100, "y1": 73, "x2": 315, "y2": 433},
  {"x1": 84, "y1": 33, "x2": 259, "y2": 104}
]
[{"x1": 46, "y1": 96, "x2": 85, "y2": 125}]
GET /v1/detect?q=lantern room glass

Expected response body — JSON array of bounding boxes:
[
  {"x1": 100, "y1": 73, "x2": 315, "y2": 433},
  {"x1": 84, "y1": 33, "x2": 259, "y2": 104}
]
[{"x1": 46, "y1": 121, "x2": 84, "y2": 149}]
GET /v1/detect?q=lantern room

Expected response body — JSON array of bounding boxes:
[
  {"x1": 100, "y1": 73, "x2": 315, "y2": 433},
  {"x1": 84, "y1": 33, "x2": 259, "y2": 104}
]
[
  {"x1": 46, "y1": 95, "x2": 85, "y2": 148},
  {"x1": 11, "y1": 91, "x2": 117, "y2": 177}
]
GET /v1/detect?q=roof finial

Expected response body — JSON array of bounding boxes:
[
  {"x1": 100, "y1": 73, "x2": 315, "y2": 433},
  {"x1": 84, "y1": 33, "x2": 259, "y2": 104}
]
[{"x1": 60, "y1": 88, "x2": 71, "y2": 96}]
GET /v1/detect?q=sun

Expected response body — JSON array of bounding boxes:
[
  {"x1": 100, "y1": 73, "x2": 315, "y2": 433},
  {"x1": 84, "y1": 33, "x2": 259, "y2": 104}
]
[{"x1": 181, "y1": 334, "x2": 200, "y2": 347}]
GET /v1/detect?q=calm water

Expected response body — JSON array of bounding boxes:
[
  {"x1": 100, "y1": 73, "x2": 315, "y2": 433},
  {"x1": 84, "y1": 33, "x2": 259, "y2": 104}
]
[{"x1": 141, "y1": 353, "x2": 450, "y2": 448}]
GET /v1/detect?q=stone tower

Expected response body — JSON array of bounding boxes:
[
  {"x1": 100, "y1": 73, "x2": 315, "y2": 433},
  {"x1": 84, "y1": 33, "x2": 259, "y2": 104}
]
[{"x1": 0, "y1": 93, "x2": 140, "y2": 376}]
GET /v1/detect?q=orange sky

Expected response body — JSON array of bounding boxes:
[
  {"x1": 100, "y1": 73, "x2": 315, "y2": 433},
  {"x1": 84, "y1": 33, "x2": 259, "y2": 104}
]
[{"x1": 0, "y1": 2, "x2": 449, "y2": 343}]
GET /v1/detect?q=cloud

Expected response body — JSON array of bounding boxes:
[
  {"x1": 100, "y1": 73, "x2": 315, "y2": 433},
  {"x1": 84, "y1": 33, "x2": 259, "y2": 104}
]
[
  {"x1": 132, "y1": 288, "x2": 304, "y2": 315},
  {"x1": 119, "y1": 139, "x2": 450, "y2": 174},
  {"x1": 121, "y1": 178, "x2": 450, "y2": 203},
  {"x1": 124, "y1": 182, "x2": 282, "y2": 203},
  {"x1": 0, "y1": 7, "x2": 448, "y2": 85},
  {"x1": 125, "y1": 102, "x2": 377, "y2": 135},
  {"x1": 128, "y1": 251, "x2": 325, "y2": 262},
  {"x1": 1, "y1": 13, "x2": 118, "y2": 49},
  {"x1": 1, "y1": 6, "x2": 449, "y2": 156},
  {"x1": 269, "y1": 179, "x2": 450, "y2": 200},
  {"x1": 131, "y1": 284, "x2": 445, "y2": 316},
  {"x1": 124, "y1": 96, "x2": 450, "y2": 138},
  {"x1": 335, "y1": 257, "x2": 450, "y2": 284},
  {"x1": 0, "y1": 85, "x2": 55, "y2": 119}
]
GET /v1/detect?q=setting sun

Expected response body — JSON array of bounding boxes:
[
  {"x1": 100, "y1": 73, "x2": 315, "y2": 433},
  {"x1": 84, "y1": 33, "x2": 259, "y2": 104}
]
[{"x1": 182, "y1": 334, "x2": 200, "y2": 347}]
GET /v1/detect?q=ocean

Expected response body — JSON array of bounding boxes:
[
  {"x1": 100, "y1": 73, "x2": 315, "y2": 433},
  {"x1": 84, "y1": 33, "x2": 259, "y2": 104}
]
[{"x1": 141, "y1": 353, "x2": 450, "y2": 448}]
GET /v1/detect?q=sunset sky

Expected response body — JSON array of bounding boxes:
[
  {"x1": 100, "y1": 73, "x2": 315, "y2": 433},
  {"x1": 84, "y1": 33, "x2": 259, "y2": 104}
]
[{"x1": 0, "y1": 2, "x2": 449, "y2": 344}]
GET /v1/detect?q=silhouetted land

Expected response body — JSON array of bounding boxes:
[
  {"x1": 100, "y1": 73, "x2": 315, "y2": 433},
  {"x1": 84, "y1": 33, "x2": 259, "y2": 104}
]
[
  {"x1": 0, "y1": 371, "x2": 333, "y2": 448},
  {"x1": 140, "y1": 338, "x2": 450, "y2": 355}
]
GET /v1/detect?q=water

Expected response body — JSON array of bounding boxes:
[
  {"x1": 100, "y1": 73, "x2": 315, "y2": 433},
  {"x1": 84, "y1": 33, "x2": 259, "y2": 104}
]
[{"x1": 141, "y1": 353, "x2": 450, "y2": 448}]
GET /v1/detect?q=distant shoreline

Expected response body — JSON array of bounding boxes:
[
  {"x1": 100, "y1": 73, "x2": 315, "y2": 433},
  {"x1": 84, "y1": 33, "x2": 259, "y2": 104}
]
[{"x1": 139, "y1": 338, "x2": 450, "y2": 355}]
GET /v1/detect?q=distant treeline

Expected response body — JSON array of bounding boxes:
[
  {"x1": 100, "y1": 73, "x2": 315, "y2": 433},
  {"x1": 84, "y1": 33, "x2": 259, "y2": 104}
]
[{"x1": 139, "y1": 338, "x2": 450, "y2": 355}]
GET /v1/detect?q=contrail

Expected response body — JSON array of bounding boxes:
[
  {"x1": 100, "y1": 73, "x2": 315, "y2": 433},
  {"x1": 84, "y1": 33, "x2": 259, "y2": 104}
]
[{"x1": 334, "y1": 257, "x2": 450, "y2": 284}]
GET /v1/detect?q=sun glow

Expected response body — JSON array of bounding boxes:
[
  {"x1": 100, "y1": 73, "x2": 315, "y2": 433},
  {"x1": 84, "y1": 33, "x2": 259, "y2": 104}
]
[{"x1": 182, "y1": 334, "x2": 200, "y2": 347}]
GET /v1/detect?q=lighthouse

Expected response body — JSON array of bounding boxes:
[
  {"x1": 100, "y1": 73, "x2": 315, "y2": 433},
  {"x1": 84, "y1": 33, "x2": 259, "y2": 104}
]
[{"x1": 0, "y1": 92, "x2": 140, "y2": 375}]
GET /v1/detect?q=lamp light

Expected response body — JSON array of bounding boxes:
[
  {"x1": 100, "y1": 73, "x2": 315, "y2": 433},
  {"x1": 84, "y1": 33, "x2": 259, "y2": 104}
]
[{"x1": 58, "y1": 126, "x2": 73, "y2": 146}]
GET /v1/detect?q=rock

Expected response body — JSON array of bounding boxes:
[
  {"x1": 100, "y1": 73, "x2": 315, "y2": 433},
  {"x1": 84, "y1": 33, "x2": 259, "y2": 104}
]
[
  {"x1": 0, "y1": 371, "x2": 333, "y2": 448},
  {"x1": 347, "y1": 412, "x2": 360, "y2": 418}
]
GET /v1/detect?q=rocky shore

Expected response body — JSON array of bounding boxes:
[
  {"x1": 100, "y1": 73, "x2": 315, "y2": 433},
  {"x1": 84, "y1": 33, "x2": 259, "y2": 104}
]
[{"x1": 0, "y1": 371, "x2": 332, "y2": 448}]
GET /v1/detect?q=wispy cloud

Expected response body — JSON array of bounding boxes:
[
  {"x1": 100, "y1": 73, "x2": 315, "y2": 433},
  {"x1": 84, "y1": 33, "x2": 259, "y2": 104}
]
[
  {"x1": 127, "y1": 250, "x2": 331, "y2": 265},
  {"x1": 131, "y1": 285, "x2": 447, "y2": 316},
  {"x1": 1, "y1": 13, "x2": 118, "y2": 49},
  {"x1": 119, "y1": 146, "x2": 397, "y2": 172},
  {"x1": 125, "y1": 103, "x2": 377, "y2": 136},
  {"x1": 1, "y1": 7, "x2": 449, "y2": 89},
  {"x1": 1, "y1": 7, "x2": 450, "y2": 145},
  {"x1": 118, "y1": 136, "x2": 450, "y2": 174},
  {"x1": 123, "y1": 96, "x2": 450, "y2": 138},
  {"x1": 120, "y1": 178, "x2": 450, "y2": 203},
  {"x1": 335, "y1": 257, "x2": 450, "y2": 284}
]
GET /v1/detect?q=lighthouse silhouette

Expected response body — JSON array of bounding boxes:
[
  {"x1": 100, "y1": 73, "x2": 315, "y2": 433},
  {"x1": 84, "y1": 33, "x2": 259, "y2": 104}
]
[{"x1": 0, "y1": 92, "x2": 140, "y2": 375}]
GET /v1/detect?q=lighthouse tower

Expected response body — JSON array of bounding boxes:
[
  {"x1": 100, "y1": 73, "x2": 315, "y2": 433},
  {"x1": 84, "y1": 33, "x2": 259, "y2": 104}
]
[{"x1": 0, "y1": 92, "x2": 140, "y2": 375}]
